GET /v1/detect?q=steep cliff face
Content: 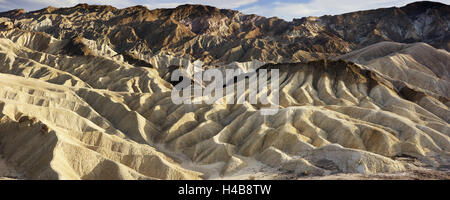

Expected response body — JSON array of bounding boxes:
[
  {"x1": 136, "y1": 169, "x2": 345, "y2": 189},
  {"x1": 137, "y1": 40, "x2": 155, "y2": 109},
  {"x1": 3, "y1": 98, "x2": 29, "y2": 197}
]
[
  {"x1": 0, "y1": 2, "x2": 448, "y2": 65},
  {"x1": 310, "y1": 1, "x2": 450, "y2": 50}
]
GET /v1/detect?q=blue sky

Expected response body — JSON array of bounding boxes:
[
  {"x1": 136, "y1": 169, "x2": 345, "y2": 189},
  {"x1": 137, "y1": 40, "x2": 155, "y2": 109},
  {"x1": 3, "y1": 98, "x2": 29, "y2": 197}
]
[{"x1": 0, "y1": 0, "x2": 449, "y2": 20}]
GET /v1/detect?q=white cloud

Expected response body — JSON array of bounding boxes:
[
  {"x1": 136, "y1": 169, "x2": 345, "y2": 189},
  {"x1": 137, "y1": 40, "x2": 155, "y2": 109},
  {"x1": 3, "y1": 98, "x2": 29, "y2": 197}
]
[{"x1": 242, "y1": 0, "x2": 450, "y2": 20}]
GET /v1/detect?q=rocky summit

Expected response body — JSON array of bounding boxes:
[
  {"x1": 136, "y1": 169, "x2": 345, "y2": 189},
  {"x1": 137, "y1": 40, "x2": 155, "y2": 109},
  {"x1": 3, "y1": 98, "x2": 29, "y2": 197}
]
[{"x1": 0, "y1": 1, "x2": 449, "y2": 180}]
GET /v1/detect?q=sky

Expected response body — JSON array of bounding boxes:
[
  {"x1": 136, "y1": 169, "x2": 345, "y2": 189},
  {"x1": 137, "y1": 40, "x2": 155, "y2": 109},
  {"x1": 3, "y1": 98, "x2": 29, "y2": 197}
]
[{"x1": 0, "y1": 0, "x2": 449, "y2": 20}]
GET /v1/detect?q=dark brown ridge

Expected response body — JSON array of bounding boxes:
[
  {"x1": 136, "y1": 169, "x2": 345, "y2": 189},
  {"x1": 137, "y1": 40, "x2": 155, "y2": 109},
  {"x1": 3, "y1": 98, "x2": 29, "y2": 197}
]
[
  {"x1": 122, "y1": 52, "x2": 153, "y2": 68},
  {"x1": 258, "y1": 59, "x2": 393, "y2": 90},
  {"x1": 63, "y1": 35, "x2": 94, "y2": 56}
]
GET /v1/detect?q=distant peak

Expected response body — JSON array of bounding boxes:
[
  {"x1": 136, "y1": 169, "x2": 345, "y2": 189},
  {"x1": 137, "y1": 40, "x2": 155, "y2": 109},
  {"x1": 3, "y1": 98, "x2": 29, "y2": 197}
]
[
  {"x1": 402, "y1": 1, "x2": 447, "y2": 15},
  {"x1": 170, "y1": 4, "x2": 226, "y2": 19},
  {"x1": 72, "y1": 3, "x2": 117, "y2": 11},
  {"x1": 0, "y1": 8, "x2": 26, "y2": 18},
  {"x1": 405, "y1": 1, "x2": 447, "y2": 7},
  {"x1": 173, "y1": 4, "x2": 222, "y2": 14},
  {"x1": 75, "y1": 3, "x2": 89, "y2": 8},
  {"x1": 39, "y1": 6, "x2": 57, "y2": 13},
  {"x1": 175, "y1": 4, "x2": 219, "y2": 11}
]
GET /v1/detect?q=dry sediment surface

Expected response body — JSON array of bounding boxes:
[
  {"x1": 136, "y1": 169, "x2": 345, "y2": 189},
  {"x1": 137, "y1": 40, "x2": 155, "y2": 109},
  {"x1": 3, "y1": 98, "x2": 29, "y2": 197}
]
[{"x1": 0, "y1": 3, "x2": 449, "y2": 180}]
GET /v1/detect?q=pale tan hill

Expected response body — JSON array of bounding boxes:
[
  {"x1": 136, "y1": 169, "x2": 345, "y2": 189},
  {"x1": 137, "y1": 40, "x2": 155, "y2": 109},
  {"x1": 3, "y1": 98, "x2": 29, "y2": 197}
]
[
  {"x1": 337, "y1": 42, "x2": 450, "y2": 98},
  {"x1": 0, "y1": 73, "x2": 202, "y2": 180},
  {"x1": 0, "y1": 26, "x2": 448, "y2": 179},
  {"x1": 1, "y1": 60, "x2": 449, "y2": 179},
  {"x1": 0, "y1": 2, "x2": 448, "y2": 180}
]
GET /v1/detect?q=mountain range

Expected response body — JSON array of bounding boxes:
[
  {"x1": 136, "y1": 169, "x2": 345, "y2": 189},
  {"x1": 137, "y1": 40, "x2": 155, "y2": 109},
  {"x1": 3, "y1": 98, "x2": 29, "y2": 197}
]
[{"x1": 0, "y1": 1, "x2": 448, "y2": 180}]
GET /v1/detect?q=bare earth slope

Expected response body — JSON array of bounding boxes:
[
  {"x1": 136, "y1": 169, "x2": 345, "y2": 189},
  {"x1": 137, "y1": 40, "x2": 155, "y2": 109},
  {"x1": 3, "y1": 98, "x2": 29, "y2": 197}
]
[
  {"x1": 0, "y1": 2, "x2": 449, "y2": 179},
  {"x1": 336, "y1": 41, "x2": 450, "y2": 98}
]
